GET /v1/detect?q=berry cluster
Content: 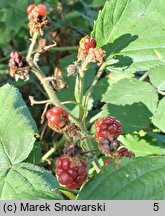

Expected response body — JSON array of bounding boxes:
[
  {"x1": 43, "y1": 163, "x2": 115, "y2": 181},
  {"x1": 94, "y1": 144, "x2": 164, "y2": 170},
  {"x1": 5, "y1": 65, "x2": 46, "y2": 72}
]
[
  {"x1": 79, "y1": 36, "x2": 96, "y2": 52},
  {"x1": 26, "y1": 4, "x2": 48, "y2": 35},
  {"x1": 95, "y1": 116, "x2": 122, "y2": 142},
  {"x1": 26, "y1": 4, "x2": 47, "y2": 16},
  {"x1": 55, "y1": 155, "x2": 87, "y2": 190},
  {"x1": 46, "y1": 106, "x2": 69, "y2": 131}
]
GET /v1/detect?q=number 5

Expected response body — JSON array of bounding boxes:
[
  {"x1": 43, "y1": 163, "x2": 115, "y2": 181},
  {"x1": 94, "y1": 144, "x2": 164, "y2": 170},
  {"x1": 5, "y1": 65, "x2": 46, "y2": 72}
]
[{"x1": 153, "y1": 203, "x2": 159, "y2": 211}]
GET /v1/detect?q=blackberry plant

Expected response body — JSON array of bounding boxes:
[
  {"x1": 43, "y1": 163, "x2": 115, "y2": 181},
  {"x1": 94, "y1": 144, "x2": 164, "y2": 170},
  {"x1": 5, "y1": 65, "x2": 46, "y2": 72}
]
[{"x1": 0, "y1": 0, "x2": 165, "y2": 200}]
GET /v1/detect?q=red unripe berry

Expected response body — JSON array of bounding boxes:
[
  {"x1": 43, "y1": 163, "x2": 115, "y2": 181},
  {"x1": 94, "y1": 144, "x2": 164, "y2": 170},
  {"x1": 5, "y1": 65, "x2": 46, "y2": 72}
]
[
  {"x1": 36, "y1": 4, "x2": 47, "y2": 16},
  {"x1": 67, "y1": 183, "x2": 78, "y2": 190},
  {"x1": 118, "y1": 148, "x2": 135, "y2": 159},
  {"x1": 51, "y1": 106, "x2": 63, "y2": 115},
  {"x1": 46, "y1": 106, "x2": 69, "y2": 127},
  {"x1": 49, "y1": 115, "x2": 61, "y2": 126},
  {"x1": 85, "y1": 37, "x2": 96, "y2": 51},
  {"x1": 26, "y1": 4, "x2": 36, "y2": 14},
  {"x1": 79, "y1": 36, "x2": 96, "y2": 51},
  {"x1": 59, "y1": 172, "x2": 73, "y2": 185},
  {"x1": 55, "y1": 155, "x2": 87, "y2": 190},
  {"x1": 95, "y1": 116, "x2": 122, "y2": 142}
]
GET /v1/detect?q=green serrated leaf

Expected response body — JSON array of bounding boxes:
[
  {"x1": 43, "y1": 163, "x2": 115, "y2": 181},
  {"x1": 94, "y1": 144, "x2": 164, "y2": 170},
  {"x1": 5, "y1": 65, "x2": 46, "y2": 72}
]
[
  {"x1": 119, "y1": 134, "x2": 165, "y2": 157},
  {"x1": 0, "y1": 163, "x2": 61, "y2": 200},
  {"x1": 92, "y1": 0, "x2": 165, "y2": 72},
  {"x1": 10, "y1": 191, "x2": 59, "y2": 200},
  {"x1": 0, "y1": 84, "x2": 38, "y2": 168},
  {"x1": 102, "y1": 78, "x2": 158, "y2": 114},
  {"x1": 152, "y1": 97, "x2": 165, "y2": 132},
  {"x1": 149, "y1": 65, "x2": 165, "y2": 88},
  {"x1": 78, "y1": 157, "x2": 165, "y2": 200},
  {"x1": 109, "y1": 71, "x2": 134, "y2": 84},
  {"x1": 25, "y1": 141, "x2": 41, "y2": 165}
]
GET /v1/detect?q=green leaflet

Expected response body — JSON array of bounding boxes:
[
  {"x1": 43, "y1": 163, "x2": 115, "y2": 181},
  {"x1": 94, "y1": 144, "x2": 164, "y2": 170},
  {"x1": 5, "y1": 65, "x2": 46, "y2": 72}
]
[
  {"x1": 92, "y1": 0, "x2": 165, "y2": 72},
  {"x1": 0, "y1": 84, "x2": 60, "y2": 200},
  {"x1": 0, "y1": 163, "x2": 61, "y2": 200},
  {"x1": 78, "y1": 157, "x2": 165, "y2": 200}
]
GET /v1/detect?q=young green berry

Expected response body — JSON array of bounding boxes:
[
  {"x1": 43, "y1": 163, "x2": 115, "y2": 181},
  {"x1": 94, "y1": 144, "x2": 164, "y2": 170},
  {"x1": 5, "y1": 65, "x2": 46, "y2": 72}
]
[
  {"x1": 36, "y1": 4, "x2": 47, "y2": 16},
  {"x1": 79, "y1": 36, "x2": 96, "y2": 51},
  {"x1": 55, "y1": 155, "x2": 87, "y2": 190},
  {"x1": 26, "y1": 4, "x2": 36, "y2": 14},
  {"x1": 95, "y1": 116, "x2": 122, "y2": 142}
]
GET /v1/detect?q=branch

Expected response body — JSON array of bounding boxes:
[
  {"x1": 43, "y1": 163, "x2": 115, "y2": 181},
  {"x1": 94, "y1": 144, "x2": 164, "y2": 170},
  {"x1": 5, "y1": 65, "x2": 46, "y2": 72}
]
[
  {"x1": 31, "y1": 65, "x2": 83, "y2": 128},
  {"x1": 29, "y1": 96, "x2": 50, "y2": 106}
]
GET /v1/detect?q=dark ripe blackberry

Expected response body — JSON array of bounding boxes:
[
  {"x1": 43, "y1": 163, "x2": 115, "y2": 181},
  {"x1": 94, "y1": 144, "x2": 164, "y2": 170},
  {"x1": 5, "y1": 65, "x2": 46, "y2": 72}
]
[
  {"x1": 99, "y1": 135, "x2": 120, "y2": 156},
  {"x1": 63, "y1": 142, "x2": 81, "y2": 157}
]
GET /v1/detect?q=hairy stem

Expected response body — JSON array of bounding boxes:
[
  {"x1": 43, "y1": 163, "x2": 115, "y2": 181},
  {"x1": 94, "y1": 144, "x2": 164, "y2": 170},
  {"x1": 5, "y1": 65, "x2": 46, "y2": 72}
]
[
  {"x1": 41, "y1": 136, "x2": 66, "y2": 162},
  {"x1": 77, "y1": 61, "x2": 88, "y2": 119},
  {"x1": 41, "y1": 147, "x2": 56, "y2": 162},
  {"x1": 79, "y1": 74, "x2": 85, "y2": 119},
  {"x1": 83, "y1": 63, "x2": 106, "y2": 118},
  {"x1": 26, "y1": 32, "x2": 38, "y2": 62}
]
